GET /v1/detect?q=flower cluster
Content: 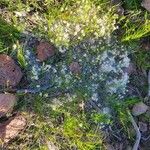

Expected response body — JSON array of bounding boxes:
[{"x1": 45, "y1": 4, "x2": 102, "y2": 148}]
[{"x1": 46, "y1": 0, "x2": 118, "y2": 46}]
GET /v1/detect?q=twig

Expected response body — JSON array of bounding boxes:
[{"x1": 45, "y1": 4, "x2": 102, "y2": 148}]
[
  {"x1": 1, "y1": 84, "x2": 54, "y2": 94},
  {"x1": 17, "y1": 84, "x2": 54, "y2": 94},
  {"x1": 128, "y1": 110, "x2": 141, "y2": 150}
]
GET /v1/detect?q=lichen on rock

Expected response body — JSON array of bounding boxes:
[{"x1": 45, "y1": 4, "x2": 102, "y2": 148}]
[{"x1": 23, "y1": 35, "x2": 131, "y2": 102}]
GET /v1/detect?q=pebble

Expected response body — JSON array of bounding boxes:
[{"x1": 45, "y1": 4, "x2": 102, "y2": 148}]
[
  {"x1": 37, "y1": 41, "x2": 55, "y2": 62},
  {"x1": 132, "y1": 102, "x2": 148, "y2": 116}
]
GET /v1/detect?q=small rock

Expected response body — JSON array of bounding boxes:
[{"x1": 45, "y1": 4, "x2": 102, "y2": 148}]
[
  {"x1": 132, "y1": 102, "x2": 148, "y2": 116},
  {"x1": 69, "y1": 62, "x2": 81, "y2": 74},
  {"x1": 139, "y1": 122, "x2": 147, "y2": 132},
  {"x1": 0, "y1": 114, "x2": 26, "y2": 143},
  {"x1": 0, "y1": 54, "x2": 23, "y2": 87},
  {"x1": 141, "y1": 0, "x2": 150, "y2": 12},
  {"x1": 37, "y1": 41, "x2": 55, "y2": 62},
  {"x1": 0, "y1": 93, "x2": 16, "y2": 118}
]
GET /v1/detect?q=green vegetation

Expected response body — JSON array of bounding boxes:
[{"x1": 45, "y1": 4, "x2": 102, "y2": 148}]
[
  {"x1": 110, "y1": 97, "x2": 139, "y2": 128},
  {"x1": 134, "y1": 48, "x2": 150, "y2": 69},
  {"x1": 17, "y1": 41, "x2": 27, "y2": 68},
  {"x1": 0, "y1": 18, "x2": 20, "y2": 53},
  {"x1": 4, "y1": 1, "x2": 116, "y2": 42},
  {"x1": 8, "y1": 94, "x2": 104, "y2": 150},
  {"x1": 0, "y1": 0, "x2": 150, "y2": 149},
  {"x1": 123, "y1": 0, "x2": 141, "y2": 10},
  {"x1": 122, "y1": 12, "x2": 150, "y2": 41}
]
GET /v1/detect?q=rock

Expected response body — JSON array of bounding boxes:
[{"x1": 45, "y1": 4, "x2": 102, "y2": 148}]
[
  {"x1": 139, "y1": 122, "x2": 147, "y2": 132},
  {"x1": 0, "y1": 94, "x2": 16, "y2": 118},
  {"x1": 37, "y1": 41, "x2": 55, "y2": 62},
  {"x1": 69, "y1": 62, "x2": 81, "y2": 74},
  {"x1": 0, "y1": 114, "x2": 26, "y2": 143},
  {"x1": 141, "y1": 0, "x2": 150, "y2": 12},
  {"x1": 0, "y1": 54, "x2": 23, "y2": 87},
  {"x1": 132, "y1": 102, "x2": 148, "y2": 116}
]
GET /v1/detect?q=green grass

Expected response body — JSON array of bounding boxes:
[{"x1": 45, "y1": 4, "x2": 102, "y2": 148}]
[
  {"x1": 122, "y1": 18, "x2": 150, "y2": 41},
  {"x1": 134, "y1": 48, "x2": 150, "y2": 69},
  {"x1": 123, "y1": 0, "x2": 142, "y2": 10},
  {"x1": 7, "y1": 94, "x2": 105, "y2": 150},
  {"x1": 0, "y1": 18, "x2": 20, "y2": 53},
  {"x1": 121, "y1": 6, "x2": 150, "y2": 41},
  {"x1": 121, "y1": 8, "x2": 150, "y2": 74},
  {"x1": 17, "y1": 41, "x2": 27, "y2": 68},
  {"x1": 109, "y1": 97, "x2": 140, "y2": 139},
  {"x1": 1, "y1": 0, "x2": 118, "y2": 47}
]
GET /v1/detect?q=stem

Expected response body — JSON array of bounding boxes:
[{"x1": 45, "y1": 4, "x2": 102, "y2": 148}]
[{"x1": 128, "y1": 110, "x2": 141, "y2": 150}]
